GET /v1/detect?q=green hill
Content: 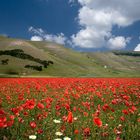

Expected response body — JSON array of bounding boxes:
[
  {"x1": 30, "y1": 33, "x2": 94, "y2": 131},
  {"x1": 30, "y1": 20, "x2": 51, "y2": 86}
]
[{"x1": 0, "y1": 36, "x2": 140, "y2": 77}]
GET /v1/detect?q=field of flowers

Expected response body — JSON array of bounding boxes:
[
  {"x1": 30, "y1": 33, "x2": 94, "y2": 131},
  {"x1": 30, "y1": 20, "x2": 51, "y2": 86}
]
[{"x1": 0, "y1": 78, "x2": 140, "y2": 140}]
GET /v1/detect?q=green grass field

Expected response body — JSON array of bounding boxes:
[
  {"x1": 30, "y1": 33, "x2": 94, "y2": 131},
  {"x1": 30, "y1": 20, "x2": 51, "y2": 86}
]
[{"x1": 0, "y1": 36, "x2": 140, "y2": 77}]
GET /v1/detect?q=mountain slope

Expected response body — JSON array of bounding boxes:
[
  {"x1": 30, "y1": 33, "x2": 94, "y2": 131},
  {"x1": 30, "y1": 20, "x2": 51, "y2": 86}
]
[{"x1": 0, "y1": 36, "x2": 140, "y2": 77}]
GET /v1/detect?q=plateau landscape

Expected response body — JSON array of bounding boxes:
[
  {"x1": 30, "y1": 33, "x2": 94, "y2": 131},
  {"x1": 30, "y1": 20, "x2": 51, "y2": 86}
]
[{"x1": 0, "y1": 36, "x2": 140, "y2": 77}]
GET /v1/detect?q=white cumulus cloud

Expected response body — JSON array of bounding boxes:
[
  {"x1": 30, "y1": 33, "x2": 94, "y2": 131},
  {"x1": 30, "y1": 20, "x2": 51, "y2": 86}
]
[
  {"x1": 29, "y1": 26, "x2": 45, "y2": 36},
  {"x1": 29, "y1": 26, "x2": 67, "y2": 45},
  {"x1": 107, "y1": 36, "x2": 131, "y2": 50},
  {"x1": 71, "y1": 27, "x2": 107, "y2": 48},
  {"x1": 134, "y1": 44, "x2": 140, "y2": 51},
  {"x1": 44, "y1": 33, "x2": 67, "y2": 45},
  {"x1": 31, "y1": 36, "x2": 43, "y2": 41},
  {"x1": 71, "y1": 0, "x2": 140, "y2": 49}
]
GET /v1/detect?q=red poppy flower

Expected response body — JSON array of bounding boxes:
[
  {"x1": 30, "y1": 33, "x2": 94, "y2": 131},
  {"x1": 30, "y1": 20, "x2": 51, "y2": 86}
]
[
  {"x1": 67, "y1": 111, "x2": 73, "y2": 123},
  {"x1": 0, "y1": 109, "x2": 5, "y2": 115},
  {"x1": 83, "y1": 127, "x2": 90, "y2": 137},
  {"x1": 74, "y1": 129, "x2": 79, "y2": 134},
  {"x1": 131, "y1": 106, "x2": 137, "y2": 111},
  {"x1": 120, "y1": 116, "x2": 125, "y2": 121},
  {"x1": 93, "y1": 117, "x2": 102, "y2": 127},
  {"x1": 0, "y1": 117, "x2": 7, "y2": 128},
  {"x1": 30, "y1": 121, "x2": 37, "y2": 129},
  {"x1": 7, "y1": 120, "x2": 14, "y2": 127},
  {"x1": 37, "y1": 102, "x2": 44, "y2": 109},
  {"x1": 24, "y1": 99, "x2": 35, "y2": 110},
  {"x1": 122, "y1": 109, "x2": 129, "y2": 115},
  {"x1": 37, "y1": 129, "x2": 43, "y2": 134}
]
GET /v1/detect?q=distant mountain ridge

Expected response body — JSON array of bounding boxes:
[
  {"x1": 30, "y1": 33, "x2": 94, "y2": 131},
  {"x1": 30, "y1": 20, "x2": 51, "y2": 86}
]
[{"x1": 0, "y1": 36, "x2": 140, "y2": 77}]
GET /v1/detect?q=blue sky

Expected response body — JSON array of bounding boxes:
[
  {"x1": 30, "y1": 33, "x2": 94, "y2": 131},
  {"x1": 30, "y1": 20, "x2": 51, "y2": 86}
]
[{"x1": 0, "y1": 0, "x2": 140, "y2": 51}]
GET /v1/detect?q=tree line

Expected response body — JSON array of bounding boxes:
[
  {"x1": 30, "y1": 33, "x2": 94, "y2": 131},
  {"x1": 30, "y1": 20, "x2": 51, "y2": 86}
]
[
  {"x1": 113, "y1": 51, "x2": 140, "y2": 57},
  {"x1": 0, "y1": 49, "x2": 54, "y2": 71}
]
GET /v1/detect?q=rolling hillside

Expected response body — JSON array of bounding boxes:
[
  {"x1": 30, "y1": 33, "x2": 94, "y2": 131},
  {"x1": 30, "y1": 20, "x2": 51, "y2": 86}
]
[{"x1": 0, "y1": 36, "x2": 140, "y2": 77}]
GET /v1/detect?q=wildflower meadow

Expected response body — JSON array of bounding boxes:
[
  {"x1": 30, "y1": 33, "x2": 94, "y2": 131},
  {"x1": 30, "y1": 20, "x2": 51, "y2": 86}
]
[{"x1": 0, "y1": 78, "x2": 140, "y2": 140}]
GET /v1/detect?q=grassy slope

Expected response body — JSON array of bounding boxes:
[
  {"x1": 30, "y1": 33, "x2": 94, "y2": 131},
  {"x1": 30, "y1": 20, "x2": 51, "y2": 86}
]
[{"x1": 0, "y1": 36, "x2": 140, "y2": 77}]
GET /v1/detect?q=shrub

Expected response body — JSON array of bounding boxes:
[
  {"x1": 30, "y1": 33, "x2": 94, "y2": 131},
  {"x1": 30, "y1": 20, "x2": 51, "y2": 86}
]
[
  {"x1": 1, "y1": 59, "x2": 9, "y2": 65},
  {"x1": 24, "y1": 65, "x2": 43, "y2": 71}
]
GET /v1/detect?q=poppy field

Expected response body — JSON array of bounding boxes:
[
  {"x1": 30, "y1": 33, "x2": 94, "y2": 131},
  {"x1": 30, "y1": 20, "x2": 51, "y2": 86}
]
[{"x1": 0, "y1": 78, "x2": 140, "y2": 140}]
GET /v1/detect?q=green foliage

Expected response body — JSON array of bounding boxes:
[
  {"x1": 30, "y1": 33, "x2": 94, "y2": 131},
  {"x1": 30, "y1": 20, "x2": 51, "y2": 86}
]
[
  {"x1": 1, "y1": 59, "x2": 9, "y2": 65},
  {"x1": 25, "y1": 65, "x2": 43, "y2": 71},
  {"x1": 113, "y1": 51, "x2": 140, "y2": 56},
  {"x1": 0, "y1": 49, "x2": 54, "y2": 68}
]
